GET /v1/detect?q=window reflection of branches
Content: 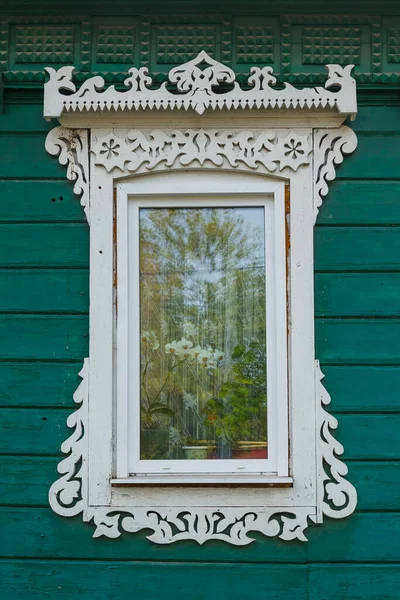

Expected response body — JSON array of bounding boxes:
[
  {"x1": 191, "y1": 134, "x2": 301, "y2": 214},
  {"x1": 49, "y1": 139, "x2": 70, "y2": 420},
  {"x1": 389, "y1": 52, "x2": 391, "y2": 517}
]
[{"x1": 139, "y1": 206, "x2": 267, "y2": 461}]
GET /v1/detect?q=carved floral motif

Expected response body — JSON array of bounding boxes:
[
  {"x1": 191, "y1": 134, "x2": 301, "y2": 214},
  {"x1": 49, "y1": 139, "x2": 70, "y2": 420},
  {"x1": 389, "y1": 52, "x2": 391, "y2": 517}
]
[{"x1": 91, "y1": 128, "x2": 312, "y2": 174}]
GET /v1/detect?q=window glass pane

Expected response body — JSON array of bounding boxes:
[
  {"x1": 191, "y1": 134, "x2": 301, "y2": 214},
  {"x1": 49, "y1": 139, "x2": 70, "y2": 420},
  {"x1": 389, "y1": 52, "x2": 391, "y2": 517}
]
[{"x1": 139, "y1": 206, "x2": 267, "y2": 461}]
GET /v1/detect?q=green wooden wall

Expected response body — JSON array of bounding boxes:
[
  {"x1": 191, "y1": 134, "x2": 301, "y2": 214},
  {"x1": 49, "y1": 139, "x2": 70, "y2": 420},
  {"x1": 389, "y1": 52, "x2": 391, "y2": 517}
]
[{"x1": 1, "y1": 6, "x2": 400, "y2": 599}]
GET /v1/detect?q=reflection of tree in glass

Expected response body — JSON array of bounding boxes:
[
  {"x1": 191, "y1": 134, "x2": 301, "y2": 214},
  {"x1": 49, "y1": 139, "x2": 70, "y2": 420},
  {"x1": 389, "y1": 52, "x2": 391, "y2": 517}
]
[
  {"x1": 139, "y1": 207, "x2": 267, "y2": 460},
  {"x1": 204, "y1": 342, "x2": 267, "y2": 446}
]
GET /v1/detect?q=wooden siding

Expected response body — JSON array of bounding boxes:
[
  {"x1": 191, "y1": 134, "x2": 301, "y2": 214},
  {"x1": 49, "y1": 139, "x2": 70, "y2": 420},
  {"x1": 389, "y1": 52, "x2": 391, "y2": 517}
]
[{"x1": 1, "y1": 22, "x2": 400, "y2": 600}]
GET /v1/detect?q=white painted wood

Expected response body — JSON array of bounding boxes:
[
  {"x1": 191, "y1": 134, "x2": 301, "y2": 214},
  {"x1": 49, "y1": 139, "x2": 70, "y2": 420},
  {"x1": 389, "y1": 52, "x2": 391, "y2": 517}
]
[
  {"x1": 44, "y1": 51, "x2": 357, "y2": 119},
  {"x1": 45, "y1": 53, "x2": 358, "y2": 545},
  {"x1": 116, "y1": 181, "x2": 285, "y2": 478}
]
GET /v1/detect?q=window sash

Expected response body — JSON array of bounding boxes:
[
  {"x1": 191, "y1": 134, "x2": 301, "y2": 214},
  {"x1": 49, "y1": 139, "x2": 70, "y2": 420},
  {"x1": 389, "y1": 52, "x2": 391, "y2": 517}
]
[{"x1": 116, "y1": 180, "x2": 288, "y2": 481}]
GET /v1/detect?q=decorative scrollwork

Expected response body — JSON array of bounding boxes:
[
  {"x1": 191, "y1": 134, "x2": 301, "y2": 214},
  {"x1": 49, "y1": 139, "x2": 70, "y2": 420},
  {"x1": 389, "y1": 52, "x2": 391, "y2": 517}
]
[
  {"x1": 313, "y1": 125, "x2": 358, "y2": 222},
  {"x1": 45, "y1": 126, "x2": 90, "y2": 223},
  {"x1": 316, "y1": 361, "x2": 358, "y2": 519},
  {"x1": 86, "y1": 507, "x2": 315, "y2": 545},
  {"x1": 91, "y1": 129, "x2": 312, "y2": 175},
  {"x1": 44, "y1": 51, "x2": 357, "y2": 118},
  {"x1": 48, "y1": 360, "x2": 356, "y2": 544},
  {"x1": 48, "y1": 359, "x2": 88, "y2": 517}
]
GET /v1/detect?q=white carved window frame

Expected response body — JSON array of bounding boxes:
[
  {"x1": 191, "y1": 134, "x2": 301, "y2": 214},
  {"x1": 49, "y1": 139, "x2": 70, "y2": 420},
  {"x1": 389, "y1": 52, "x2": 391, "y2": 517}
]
[{"x1": 45, "y1": 52, "x2": 358, "y2": 545}]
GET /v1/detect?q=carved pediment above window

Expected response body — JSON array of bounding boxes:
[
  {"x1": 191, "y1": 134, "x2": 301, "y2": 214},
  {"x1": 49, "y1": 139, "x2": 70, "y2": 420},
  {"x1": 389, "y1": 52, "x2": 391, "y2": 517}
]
[{"x1": 44, "y1": 50, "x2": 357, "y2": 119}]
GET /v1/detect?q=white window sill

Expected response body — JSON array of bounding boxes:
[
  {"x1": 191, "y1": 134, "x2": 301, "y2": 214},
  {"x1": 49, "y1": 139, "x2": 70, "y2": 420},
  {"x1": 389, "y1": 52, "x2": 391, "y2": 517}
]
[{"x1": 111, "y1": 475, "x2": 294, "y2": 486}]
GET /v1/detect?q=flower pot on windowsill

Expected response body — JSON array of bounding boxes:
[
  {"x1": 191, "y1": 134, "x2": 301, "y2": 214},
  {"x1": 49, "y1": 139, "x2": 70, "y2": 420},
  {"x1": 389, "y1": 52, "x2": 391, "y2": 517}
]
[
  {"x1": 182, "y1": 446, "x2": 209, "y2": 460},
  {"x1": 232, "y1": 442, "x2": 268, "y2": 460}
]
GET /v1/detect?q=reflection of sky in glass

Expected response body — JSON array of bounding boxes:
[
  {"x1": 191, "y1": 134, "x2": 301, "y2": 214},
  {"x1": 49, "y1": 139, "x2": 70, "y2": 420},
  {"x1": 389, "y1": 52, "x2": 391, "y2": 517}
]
[{"x1": 140, "y1": 206, "x2": 265, "y2": 283}]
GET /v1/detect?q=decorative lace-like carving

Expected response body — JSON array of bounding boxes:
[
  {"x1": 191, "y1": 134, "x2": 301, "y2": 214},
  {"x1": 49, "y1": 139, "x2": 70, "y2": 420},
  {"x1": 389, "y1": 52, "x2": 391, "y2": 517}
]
[
  {"x1": 48, "y1": 359, "x2": 88, "y2": 517},
  {"x1": 48, "y1": 360, "x2": 356, "y2": 544},
  {"x1": 91, "y1": 129, "x2": 312, "y2": 174},
  {"x1": 316, "y1": 361, "x2": 358, "y2": 519},
  {"x1": 313, "y1": 125, "x2": 358, "y2": 222},
  {"x1": 44, "y1": 51, "x2": 357, "y2": 118},
  {"x1": 45, "y1": 126, "x2": 90, "y2": 223}
]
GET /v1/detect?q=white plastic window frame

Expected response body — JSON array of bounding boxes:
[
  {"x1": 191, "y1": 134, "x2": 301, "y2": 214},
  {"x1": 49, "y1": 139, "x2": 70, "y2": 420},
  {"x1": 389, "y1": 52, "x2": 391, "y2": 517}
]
[
  {"x1": 115, "y1": 177, "x2": 288, "y2": 483},
  {"x1": 45, "y1": 54, "x2": 358, "y2": 545}
]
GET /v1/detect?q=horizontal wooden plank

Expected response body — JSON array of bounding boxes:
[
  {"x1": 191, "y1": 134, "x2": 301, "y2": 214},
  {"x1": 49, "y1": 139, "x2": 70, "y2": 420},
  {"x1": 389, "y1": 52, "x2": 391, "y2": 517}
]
[
  {"x1": 0, "y1": 269, "x2": 89, "y2": 313},
  {"x1": 2, "y1": 456, "x2": 397, "y2": 511},
  {"x1": 0, "y1": 408, "x2": 72, "y2": 455},
  {"x1": 309, "y1": 565, "x2": 400, "y2": 600},
  {"x1": 1, "y1": 561, "x2": 399, "y2": 600},
  {"x1": 0, "y1": 561, "x2": 308, "y2": 600},
  {"x1": 321, "y1": 366, "x2": 400, "y2": 412},
  {"x1": 349, "y1": 461, "x2": 400, "y2": 511},
  {"x1": 0, "y1": 133, "x2": 67, "y2": 179},
  {"x1": 315, "y1": 227, "x2": 400, "y2": 272},
  {"x1": 0, "y1": 456, "x2": 57, "y2": 505},
  {"x1": 352, "y1": 105, "x2": 400, "y2": 133},
  {"x1": 0, "y1": 224, "x2": 88, "y2": 267},
  {"x1": 0, "y1": 181, "x2": 86, "y2": 222},
  {"x1": 315, "y1": 273, "x2": 400, "y2": 317},
  {"x1": 317, "y1": 181, "x2": 400, "y2": 226},
  {"x1": 0, "y1": 315, "x2": 88, "y2": 360},
  {"x1": 1, "y1": 508, "x2": 398, "y2": 562},
  {"x1": 316, "y1": 319, "x2": 400, "y2": 364},
  {"x1": 0, "y1": 362, "x2": 80, "y2": 407},
  {"x1": 0, "y1": 103, "x2": 53, "y2": 133},
  {"x1": 336, "y1": 133, "x2": 400, "y2": 180},
  {"x1": 338, "y1": 414, "x2": 400, "y2": 460},
  {"x1": 1, "y1": 407, "x2": 396, "y2": 459}
]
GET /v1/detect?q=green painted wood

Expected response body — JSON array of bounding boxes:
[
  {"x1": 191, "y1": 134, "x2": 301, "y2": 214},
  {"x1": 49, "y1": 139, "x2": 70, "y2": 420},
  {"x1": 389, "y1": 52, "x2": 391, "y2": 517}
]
[
  {"x1": 1, "y1": 561, "x2": 399, "y2": 600},
  {"x1": 317, "y1": 181, "x2": 400, "y2": 225},
  {"x1": 337, "y1": 414, "x2": 400, "y2": 460},
  {"x1": 0, "y1": 269, "x2": 89, "y2": 313},
  {"x1": 1, "y1": 508, "x2": 399, "y2": 562},
  {"x1": 336, "y1": 134, "x2": 400, "y2": 180},
  {"x1": 321, "y1": 366, "x2": 400, "y2": 412},
  {"x1": 0, "y1": 315, "x2": 88, "y2": 360},
  {"x1": 349, "y1": 462, "x2": 400, "y2": 510},
  {"x1": 0, "y1": 224, "x2": 88, "y2": 267},
  {"x1": 2, "y1": 456, "x2": 398, "y2": 511},
  {"x1": 352, "y1": 106, "x2": 400, "y2": 133},
  {"x1": 0, "y1": 408, "x2": 72, "y2": 454},
  {"x1": 0, "y1": 560, "x2": 308, "y2": 600},
  {"x1": 0, "y1": 363, "x2": 80, "y2": 407},
  {"x1": 0, "y1": 456, "x2": 57, "y2": 505},
  {"x1": 315, "y1": 227, "x2": 400, "y2": 271},
  {"x1": 0, "y1": 134, "x2": 67, "y2": 179},
  {"x1": 1, "y1": 407, "x2": 396, "y2": 459},
  {"x1": 316, "y1": 319, "x2": 400, "y2": 364},
  {"x1": 0, "y1": 181, "x2": 85, "y2": 222},
  {"x1": 315, "y1": 273, "x2": 400, "y2": 317},
  {"x1": 0, "y1": 103, "x2": 51, "y2": 133},
  {"x1": 309, "y1": 565, "x2": 400, "y2": 600}
]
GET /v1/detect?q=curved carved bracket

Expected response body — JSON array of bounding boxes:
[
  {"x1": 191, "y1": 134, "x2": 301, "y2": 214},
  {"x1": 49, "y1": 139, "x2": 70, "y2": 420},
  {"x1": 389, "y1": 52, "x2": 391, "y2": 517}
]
[
  {"x1": 44, "y1": 51, "x2": 357, "y2": 118},
  {"x1": 45, "y1": 126, "x2": 90, "y2": 223},
  {"x1": 313, "y1": 126, "x2": 358, "y2": 222}
]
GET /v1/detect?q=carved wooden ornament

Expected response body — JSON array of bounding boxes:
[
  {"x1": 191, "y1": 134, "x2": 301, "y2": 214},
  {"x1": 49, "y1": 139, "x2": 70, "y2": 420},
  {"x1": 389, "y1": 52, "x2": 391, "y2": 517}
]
[{"x1": 45, "y1": 52, "x2": 358, "y2": 545}]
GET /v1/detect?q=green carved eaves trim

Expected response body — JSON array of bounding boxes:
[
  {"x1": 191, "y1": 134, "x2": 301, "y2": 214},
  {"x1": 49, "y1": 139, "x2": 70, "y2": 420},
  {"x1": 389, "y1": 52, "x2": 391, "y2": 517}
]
[{"x1": 1, "y1": 13, "x2": 400, "y2": 88}]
